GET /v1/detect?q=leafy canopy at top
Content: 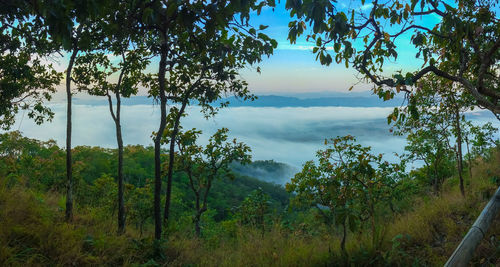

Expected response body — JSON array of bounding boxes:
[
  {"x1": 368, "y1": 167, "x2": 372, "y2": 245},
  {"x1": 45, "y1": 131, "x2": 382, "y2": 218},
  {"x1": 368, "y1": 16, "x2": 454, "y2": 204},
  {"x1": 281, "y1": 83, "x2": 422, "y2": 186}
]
[{"x1": 287, "y1": 0, "x2": 500, "y2": 115}]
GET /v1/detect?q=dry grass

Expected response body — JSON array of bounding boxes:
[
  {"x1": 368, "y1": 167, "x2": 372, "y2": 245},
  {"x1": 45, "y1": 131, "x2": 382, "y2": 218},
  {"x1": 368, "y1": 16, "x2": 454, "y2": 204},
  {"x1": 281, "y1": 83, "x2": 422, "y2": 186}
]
[
  {"x1": 165, "y1": 148, "x2": 500, "y2": 266},
  {"x1": 0, "y1": 181, "x2": 145, "y2": 266},
  {"x1": 1, "y1": 148, "x2": 499, "y2": 266}
]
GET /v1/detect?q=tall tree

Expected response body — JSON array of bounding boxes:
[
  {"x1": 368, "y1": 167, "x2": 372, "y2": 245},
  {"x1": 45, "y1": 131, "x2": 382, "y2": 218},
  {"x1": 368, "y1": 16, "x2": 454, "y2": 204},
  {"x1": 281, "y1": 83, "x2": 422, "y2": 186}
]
[
  {"x1": 26, "y1": 0, "x2": 115, "y2": 221},
  {"x1": 135, "y1": 0, "x2": 276, "y2": 239},
  {"x1": 73, "y1": 45, "x2": 149, "y2": 233},
  {"x1": 71, "y1": 2, "x2": 150, "y2": 231},
  {"x1": 158, "y1": 22, "x2": 273, "y2": 223},
  {"x1": 64, "y1": 24, "x2": 82, "y2": 221},
  {"x1": 390, "y1": 76, "x2": 489, "y2": 196}
]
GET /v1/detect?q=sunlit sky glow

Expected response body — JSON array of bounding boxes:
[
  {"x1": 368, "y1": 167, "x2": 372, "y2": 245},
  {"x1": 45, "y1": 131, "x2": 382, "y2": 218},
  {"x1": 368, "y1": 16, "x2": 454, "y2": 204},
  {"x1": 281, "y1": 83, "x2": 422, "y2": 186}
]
[
  {"x1": 237, "y1": 0, "x2": 442, "y2": 94},
  {"x1": 46, "y1": 0, "x2": 444, "y2": 97}
]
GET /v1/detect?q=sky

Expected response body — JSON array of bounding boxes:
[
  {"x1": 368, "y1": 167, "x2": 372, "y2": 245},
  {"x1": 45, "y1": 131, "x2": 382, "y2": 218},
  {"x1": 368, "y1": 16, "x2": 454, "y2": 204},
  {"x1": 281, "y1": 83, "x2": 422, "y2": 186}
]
[
  {"x1": 235, "y1": 0, "x2": 441, "y2": 94},
  {"x1": 46, "y1": 0, "x2": 442, "y2": 99}
]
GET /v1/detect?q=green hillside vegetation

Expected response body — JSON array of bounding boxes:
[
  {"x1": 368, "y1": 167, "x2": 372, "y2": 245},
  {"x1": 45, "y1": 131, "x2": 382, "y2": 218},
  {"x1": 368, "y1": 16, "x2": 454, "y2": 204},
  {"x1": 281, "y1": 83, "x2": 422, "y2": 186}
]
[{"x1": 1, "y1": 131, "x2": 499, "y2": 266}]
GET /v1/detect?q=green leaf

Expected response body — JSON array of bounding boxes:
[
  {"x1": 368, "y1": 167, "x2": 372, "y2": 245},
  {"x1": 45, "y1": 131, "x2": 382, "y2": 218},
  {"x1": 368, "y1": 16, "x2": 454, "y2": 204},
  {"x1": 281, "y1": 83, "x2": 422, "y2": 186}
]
[{"x1": 334, "y1": 43, "x2": 341, "y2": 53}]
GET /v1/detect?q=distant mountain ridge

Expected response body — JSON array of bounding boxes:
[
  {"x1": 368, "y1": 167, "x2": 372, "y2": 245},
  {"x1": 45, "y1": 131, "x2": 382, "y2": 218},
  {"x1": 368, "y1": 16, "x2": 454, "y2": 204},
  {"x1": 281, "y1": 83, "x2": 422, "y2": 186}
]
[
  {"x1": 218, "y1": 95, "x2": 403, "y2": 107},
  {"x1": 73, "y1": 94, "x2": 404, "y2": 108}
]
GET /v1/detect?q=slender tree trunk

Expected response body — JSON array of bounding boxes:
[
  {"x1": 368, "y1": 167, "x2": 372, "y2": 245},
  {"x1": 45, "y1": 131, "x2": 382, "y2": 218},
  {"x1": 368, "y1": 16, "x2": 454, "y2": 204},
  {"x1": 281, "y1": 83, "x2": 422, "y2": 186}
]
[
  {"x1": 465, "y1": 136, "x2": 473, "y2": 180},
  {"x1": 195, "y1": 178, "x2": 212, "y2": 237},
  {"x1": 340, "y1": 218, "x2": 347, "y2": 253},
  {"x1": 370, "y1": 205, "x2": 376, "y2": 247},
  {"x1": 140, "y1": 220, "x2": 144, "y2": 238},
  {"x1": 107, "y1": 61, "x2": 126, "y2": 234},
  {"x1": 434, "y1": 173, "x2": 439, "y2": 194},
  {"x1": 389, "y1": 201, "x2": 396, "y2": 213},
  {"x1": 117, "y1": 122, "x2": 125, "y2": 233},
  {"x1": 65, "y1": 47, "x2": 78, "y2": 222},
  {"x1": 455, "y1": 107, "x2": 465, "y2": 197},
  {"x1": 194, "y1": 192, "x2": 202, "y2": 237},
  {"x1": 115, "y1": 94, "x2": 126, "y2": 234},
  {"x1": 430, "y1": 162, "x2": 438, "y2": 194},
  {"x1": 194, "y1": 212, "x2": 201, "y2": 237},
  {"x1": 154, "y1": 47, "x2": 168, "y2": 240},
  {"x1": 164, "y1": 101, "x2": 188, "y2": 223}
]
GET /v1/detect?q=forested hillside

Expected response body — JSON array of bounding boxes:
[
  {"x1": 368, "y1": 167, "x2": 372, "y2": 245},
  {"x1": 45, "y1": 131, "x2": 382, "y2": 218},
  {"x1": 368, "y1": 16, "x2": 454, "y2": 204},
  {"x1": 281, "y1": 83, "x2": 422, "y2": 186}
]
[
  {"x1": 0, "y1": 132, "x2": 289, "y2": 226},
  {"x1": 1, "y1": 131, "x2": 499, "y2": 265}
]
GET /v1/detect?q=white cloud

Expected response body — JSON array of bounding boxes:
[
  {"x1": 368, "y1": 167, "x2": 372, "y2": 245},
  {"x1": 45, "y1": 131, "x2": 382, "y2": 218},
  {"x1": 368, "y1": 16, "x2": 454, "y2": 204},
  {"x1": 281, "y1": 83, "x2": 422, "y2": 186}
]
[{"x1": 360, "y1": 3, "x2": 373, "y2": 10}]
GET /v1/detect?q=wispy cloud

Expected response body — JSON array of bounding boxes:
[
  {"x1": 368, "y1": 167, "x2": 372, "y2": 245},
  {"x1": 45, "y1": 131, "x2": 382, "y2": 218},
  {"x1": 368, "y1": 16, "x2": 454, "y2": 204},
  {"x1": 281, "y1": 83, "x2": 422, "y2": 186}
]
[
  {"x1": 10, "y1": 104, "x2": 499, "y2": 180},
  {"x1": 276, "y1": 44, "x2": 334, "y2": 51},
  {"x1": 360, "y1": 3, "x2": 373, "y2": 10},
  {"x1": 13, "y1": 105, "x2": 404, "y2": 167}
]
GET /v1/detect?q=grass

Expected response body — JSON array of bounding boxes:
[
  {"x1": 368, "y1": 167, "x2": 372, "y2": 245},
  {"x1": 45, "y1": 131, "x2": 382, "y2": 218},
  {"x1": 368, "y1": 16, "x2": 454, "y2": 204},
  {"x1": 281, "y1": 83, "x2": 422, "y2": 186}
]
[{"x1": 1, "y1": 148, "x2": 499, "y2": 266}]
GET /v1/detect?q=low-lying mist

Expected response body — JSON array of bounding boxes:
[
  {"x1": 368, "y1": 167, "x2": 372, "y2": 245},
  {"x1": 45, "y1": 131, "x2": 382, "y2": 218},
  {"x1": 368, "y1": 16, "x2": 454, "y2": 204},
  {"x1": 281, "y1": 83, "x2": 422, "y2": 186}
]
[{"x1": 11, "y1": 103, "x2": 498, "y2": 183}]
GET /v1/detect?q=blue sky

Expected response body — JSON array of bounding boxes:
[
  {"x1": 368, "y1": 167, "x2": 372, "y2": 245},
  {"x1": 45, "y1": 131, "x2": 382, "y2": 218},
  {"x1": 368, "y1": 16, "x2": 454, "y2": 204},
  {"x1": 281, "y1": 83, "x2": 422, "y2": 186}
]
[
  {"x1": 240, "y1": 0, "x2": 442, "y2": 94},
  {"x1": 48, "y1": 0, "x2": 443, "y2": 98}
]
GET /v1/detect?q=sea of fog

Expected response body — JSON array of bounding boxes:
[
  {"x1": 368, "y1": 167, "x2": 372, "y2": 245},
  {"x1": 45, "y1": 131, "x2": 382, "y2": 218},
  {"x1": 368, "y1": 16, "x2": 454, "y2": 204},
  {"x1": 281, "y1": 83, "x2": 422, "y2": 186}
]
[{"x1": 11, "y1": 103, "x2": 500, "y2": 182}]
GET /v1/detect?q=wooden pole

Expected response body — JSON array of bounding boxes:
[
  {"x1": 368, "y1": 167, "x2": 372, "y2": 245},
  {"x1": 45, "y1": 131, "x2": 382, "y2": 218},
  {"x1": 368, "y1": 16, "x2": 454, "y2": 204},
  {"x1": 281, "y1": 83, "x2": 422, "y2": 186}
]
[{"x1": 444, "y1": 186, "x2": 500, "y2": 267}]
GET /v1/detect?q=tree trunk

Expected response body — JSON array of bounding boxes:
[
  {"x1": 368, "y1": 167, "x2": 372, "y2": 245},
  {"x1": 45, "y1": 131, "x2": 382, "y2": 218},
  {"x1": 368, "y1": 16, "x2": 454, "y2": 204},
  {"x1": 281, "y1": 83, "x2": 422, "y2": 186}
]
[
  {"x1": 115, "y1": 93, "x2": 125, "y2": 234},
  {"x1": 455, "y1": 106, "x2": 465, "y2": 197},
  {"x1": 465, "y1": 136, "x2": 473, "y2": 180},
  {"x1": 154, "y1": 48, "x2": 168, "y2": 240},
  {"x1": 194, "y1": 212, "x2": 201, "y2": 237},
  {"x1": 194, "y1": 190, "x2": 202, "y2": 237},
  {"x1": 65, "y1": 47, "x2": 78, "y2": 222},
  {"x1": 341, "y1": 218, "x2": 347, "y2": 253},
  {"x1": 107, "y1": 62, "x2": 126, "y2": 234},
  {"x1": 140, "y1": 220, "x2": 144, "y2": 238},
  {"x1": 164, "y1": 102, "x2": 188, "y2": 223},
  {"x1": 433, "y1": 160, "x2": 440, "y2": 194},
  {"x1": 433, "y1": 155, "x2": 441, "y2": 196},
  {"x1": 389, "y1": 201, "x2": 396, "y2": 213},
  {"x1": 369, "y1": 199, "x2": 376, "y2": 247}
]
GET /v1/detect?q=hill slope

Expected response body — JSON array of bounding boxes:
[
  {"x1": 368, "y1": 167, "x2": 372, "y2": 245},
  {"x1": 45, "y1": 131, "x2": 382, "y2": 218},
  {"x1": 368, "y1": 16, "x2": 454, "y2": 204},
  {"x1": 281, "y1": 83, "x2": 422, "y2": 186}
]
[{"x1": 1, "y1": 148, "x2": 499, "y2": 266}]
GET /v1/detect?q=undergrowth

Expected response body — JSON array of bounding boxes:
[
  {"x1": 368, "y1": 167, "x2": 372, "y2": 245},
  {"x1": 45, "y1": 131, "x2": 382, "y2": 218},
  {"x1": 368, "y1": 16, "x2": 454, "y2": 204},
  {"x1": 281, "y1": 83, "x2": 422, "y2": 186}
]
[{"x1": 0, "y1": 148, "x2": 499, "y2": 266}]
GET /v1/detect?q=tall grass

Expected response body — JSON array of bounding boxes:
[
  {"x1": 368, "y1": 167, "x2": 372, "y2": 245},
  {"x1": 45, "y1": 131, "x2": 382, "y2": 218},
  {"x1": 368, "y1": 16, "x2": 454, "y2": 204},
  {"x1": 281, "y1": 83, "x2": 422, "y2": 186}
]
[{"x1": 1, "y1": 148, "x2": 499, "y2": 266}]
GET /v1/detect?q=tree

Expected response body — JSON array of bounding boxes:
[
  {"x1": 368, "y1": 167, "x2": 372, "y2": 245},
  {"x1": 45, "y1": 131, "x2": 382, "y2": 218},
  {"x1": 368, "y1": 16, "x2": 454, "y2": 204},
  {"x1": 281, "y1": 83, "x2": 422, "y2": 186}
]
[
  {"x1": 286, "y1": 136, "x2": 405, "y2": 252},
  {"x1": 463, "y1": 121, "x2": 498, "y2": 179},
  {"x1": 390, "y1": 77, "x2": 475, "y2": 195},
  {"x1": 0, "y1": 0, "x2": 107, "y2": 221},
  {"x1": 390, "y1": 76, "x2": 498, "y2": 195},
  {"x1": 237, "y1": 188, "x2": 271, "y2": 232},
  {"x1": 174, "y1": 127, "x2": 251, "y2": 237},
  {"x1": 157, "y1": 25, "x2": 273, "y2": 223},
  {"x1": 127, "y1": 180, "x2": 155, "y2": 237},
  {"x1": 391, "y1": 83, "x2": 453, "y2": 193},
  {"x1": 286, "y1": 0, "x2": 500, "y2": 116},
  {"x1": 135, "y1": 0, "x2": 276, "y2": 239},
  {"x1": 23, "y1": 0, "x2": 117, "y2": 222},
  {"x1": 73, "y1": 29, "x2": 150, "y2": 233},
  {"x1": 0, "y1": 2, "x2": 61, "y2": 129}
]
